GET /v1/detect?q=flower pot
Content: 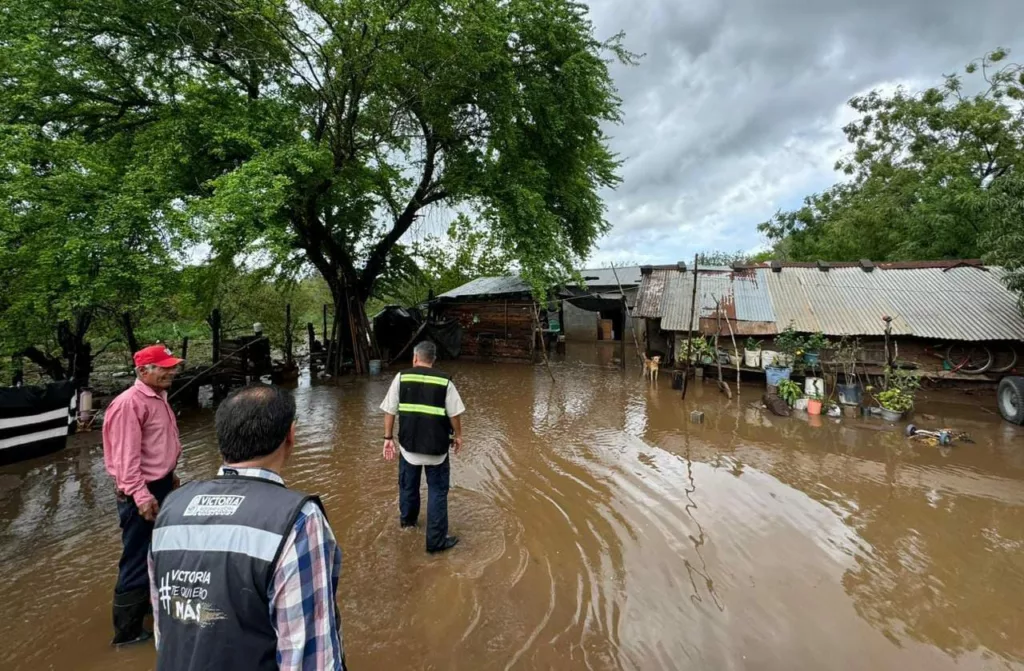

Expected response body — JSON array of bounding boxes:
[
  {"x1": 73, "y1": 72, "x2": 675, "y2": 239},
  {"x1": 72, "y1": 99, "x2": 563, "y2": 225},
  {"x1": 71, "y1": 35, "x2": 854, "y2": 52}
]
[
  {"x1": 701, "y1": 355, "x2": 714, "y2": 364},
  {"x1": 728, "y1": 354, "x2": 742, "y2": 367},
  {"x1": 803, "y1": 351, "x2": 820, "y2": 367},
  {"x1": 880, "y1": 408, "x2": 903, "y2": 422},
  {"x1": 760, "y1": 350, "x2": 780, "y2": 370},
  {"x1": 807, "y1": 399, "x2": 822, "y2": 415},
  {"x1": 793, "y1": 398, "x2": 809, "y2": 411},
  {"x1": 837, "y1": 383, "x2": 862, "y2": 406},
  {"x1": 765, "y1": 366, "x2": 792, "y2": 387},
  {"x1": 744, "y1": 350, "x2": 761, "y2": 368},
  {"x1": 804, "y1": 376, "x2": 824, "y2": 398}
]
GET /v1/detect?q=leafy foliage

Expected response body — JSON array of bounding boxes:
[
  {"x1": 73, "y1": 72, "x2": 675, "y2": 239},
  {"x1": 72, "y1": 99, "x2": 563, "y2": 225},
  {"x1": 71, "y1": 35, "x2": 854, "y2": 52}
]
[
  {"x1": 371, "y1": 215, "x2": 514, "y2": 312},
  {"x1": 1, "y1": 0, "x2": 634, "y2": 373},
  {"x1": 776, "y1": 378, "x2": 803, "y2": 406},
  {"x1": 877, "y1": 388, "x2": 914, "y2": 413},
  {"x1": 759, "y1": 49, "x2": 1024, "y2": 269},
  {"x1": 774, "y1": 324, "x2": 804, "y2": 357},
  {"x1": 804, "y1": 332, "x2": 828, "y2": 352}
]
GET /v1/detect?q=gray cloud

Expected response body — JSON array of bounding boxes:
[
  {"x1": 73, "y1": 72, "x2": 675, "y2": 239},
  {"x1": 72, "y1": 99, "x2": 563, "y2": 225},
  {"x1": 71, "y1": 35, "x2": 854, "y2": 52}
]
[{"x1": 583, "y1": 0, "x2": 1024, "y2": 265}]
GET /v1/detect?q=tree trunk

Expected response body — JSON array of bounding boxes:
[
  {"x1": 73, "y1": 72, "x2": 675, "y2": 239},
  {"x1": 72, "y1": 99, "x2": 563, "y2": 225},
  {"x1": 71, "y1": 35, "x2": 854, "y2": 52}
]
[
  {"x1": 121, "y1": 312, "x2": 140, "y2": 354},
  {"x1": 322, "y1": 281, "x2": 377, "y2": 375},
  {"x1": 21, "y1": 346, "x2": 67, "y2": 381},
  {"x1": 24, "y1": 316, "x2": 94, "y2": 385}
]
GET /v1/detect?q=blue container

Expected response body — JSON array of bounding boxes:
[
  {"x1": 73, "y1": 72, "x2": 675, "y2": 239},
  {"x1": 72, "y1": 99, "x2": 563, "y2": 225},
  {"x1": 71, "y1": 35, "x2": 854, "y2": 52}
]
[
  {"x1": 765, "y1": 366, "x2": 792, "y2": 386},
  {"x1": 803, "y1": 351, "x2": 820, "y2": 367},
  {"x1": 368, "y1": 359, "x2": 382, "y2": 375}
]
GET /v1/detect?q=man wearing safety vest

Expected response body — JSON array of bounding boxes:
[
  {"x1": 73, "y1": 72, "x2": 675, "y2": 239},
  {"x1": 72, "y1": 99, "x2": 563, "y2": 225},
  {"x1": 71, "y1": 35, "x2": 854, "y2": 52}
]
[
  {"x1": 149, "y1": 383, "x2": 346, "y2": 670},
  {"x1": 380, "y1": 340, "x2": 465, "y2": 553}
]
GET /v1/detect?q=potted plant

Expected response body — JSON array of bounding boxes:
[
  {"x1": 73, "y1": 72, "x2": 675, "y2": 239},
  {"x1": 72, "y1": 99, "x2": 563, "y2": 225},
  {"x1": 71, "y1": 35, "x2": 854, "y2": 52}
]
[
  {"x1": 774, "y1": 324, "x2": 802, "y2": 368},
  {"x1": 765, "y1": 353, "x2": 793, "y2": 387},
  {"x1": 744, "y1": 338, "x2": 762, "y2": 368},
  {"x1": 877, "y1": 389, "x2": 913, "y2": 421},
  {"x1": 776, "y1": 379, "x2": 802, "y2": 407},
  {"x1": 679, "y1": 336, "x2": 714, "y2": 364},
  {"x1": 803, "y1": 332, "x2": 828, "y2": 368},
  {"x1": 833, "y1": 337, "x2": 863, "y2": 406},
  {"x1": 806, "y1": 391, "x2": 823, "y2": 416},
  {"x1": 875, "y1": 367, "x2": 921, "y2": 421}
]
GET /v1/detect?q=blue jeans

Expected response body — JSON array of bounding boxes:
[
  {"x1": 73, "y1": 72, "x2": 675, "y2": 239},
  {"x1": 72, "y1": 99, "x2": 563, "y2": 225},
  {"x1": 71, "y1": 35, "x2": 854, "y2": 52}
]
[{"x1": 398, "y1": 454, "x2": 450, "y2": 551}]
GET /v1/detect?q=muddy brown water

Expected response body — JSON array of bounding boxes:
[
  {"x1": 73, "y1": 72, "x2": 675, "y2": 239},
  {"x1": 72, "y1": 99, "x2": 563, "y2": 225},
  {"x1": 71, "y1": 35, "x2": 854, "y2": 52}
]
[{"x1": 2, "y1": 347, "x2": 1024, "y2": 670}]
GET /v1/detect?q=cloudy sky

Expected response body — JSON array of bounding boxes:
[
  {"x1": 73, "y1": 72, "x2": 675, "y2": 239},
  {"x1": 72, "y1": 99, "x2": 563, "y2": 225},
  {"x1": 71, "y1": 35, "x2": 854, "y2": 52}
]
[{"x1": 580, "y1": 0, "x2": 1024, "y2": 267}]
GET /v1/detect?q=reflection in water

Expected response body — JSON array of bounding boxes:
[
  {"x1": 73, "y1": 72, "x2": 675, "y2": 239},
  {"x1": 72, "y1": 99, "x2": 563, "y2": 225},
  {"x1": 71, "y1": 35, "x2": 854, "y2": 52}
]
[{"x1": 1, "y1": 350, "x2": 1023, "y2": 670}]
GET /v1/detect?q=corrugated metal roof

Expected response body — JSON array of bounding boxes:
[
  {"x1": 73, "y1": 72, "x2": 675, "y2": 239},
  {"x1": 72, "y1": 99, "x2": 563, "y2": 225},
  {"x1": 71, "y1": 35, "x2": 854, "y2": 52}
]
[
  {"x1": 437, "y1": 276, "x2": 530, "y2": 299},
  {"x1": 637, "y1": 268, "x2": 777, "y2": 329},
  {"x1": 634, "y1": 270, "x2": 668, "y2": 318},
  {"x1": 764, "y1": 266, "x2": 1024, "y2": 341},
  {"x1": 572, "y1": 266, "x2": 642, "y2": 288},
  {"x1": 732, "y1": 271, "x2": 777, "y2": 323}
]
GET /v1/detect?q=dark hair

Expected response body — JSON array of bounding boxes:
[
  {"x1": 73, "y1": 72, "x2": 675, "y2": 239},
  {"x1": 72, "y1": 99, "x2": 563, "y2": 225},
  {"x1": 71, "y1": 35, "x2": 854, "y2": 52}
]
[{"x1": 215, "y1": 383, "x2": 296, "y2": 464}]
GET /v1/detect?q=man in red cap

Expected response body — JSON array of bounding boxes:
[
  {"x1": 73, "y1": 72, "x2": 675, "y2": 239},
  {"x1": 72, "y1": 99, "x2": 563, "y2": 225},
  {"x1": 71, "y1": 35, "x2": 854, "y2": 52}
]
[{"x1": 102, "y1": 344, "x2": 183, "y2": 645}]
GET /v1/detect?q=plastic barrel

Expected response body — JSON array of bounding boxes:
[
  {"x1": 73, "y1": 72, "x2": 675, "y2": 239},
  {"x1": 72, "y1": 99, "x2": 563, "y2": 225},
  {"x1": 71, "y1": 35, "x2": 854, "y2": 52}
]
[{"x1": 368, "y1": 359, "x2": 382, "y2": 375}]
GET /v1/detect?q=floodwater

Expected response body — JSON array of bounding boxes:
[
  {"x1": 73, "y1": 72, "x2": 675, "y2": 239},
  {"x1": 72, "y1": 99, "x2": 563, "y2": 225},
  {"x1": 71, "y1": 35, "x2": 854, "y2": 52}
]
[{"x1": 2, "y1": 346, "x2": 1024, "y2": 671}]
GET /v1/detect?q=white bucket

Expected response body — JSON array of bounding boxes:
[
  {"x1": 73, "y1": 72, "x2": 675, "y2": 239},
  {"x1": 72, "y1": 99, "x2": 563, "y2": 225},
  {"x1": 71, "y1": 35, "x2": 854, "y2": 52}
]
[
  {"x1": 744, "y1": 350, "x2": 761, "y2": 368},
  {"x1": 804, "y1": 376, "x2": 824, "y2": 398},
  {"x1": 761, "y1": 350, "x2": 780, "y2": 369}
]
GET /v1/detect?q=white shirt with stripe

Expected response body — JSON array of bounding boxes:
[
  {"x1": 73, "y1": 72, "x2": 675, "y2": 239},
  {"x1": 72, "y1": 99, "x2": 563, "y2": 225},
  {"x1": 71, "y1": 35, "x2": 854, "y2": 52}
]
[{"x1": 380, "y1": 372, "x2": 465, "y2": 466}]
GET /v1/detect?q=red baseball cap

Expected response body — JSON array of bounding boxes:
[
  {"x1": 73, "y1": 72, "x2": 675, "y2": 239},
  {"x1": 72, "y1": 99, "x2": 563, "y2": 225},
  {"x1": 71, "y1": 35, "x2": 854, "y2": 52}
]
[{"x1": 134, "y1": 344, "x2": 184, "y2": 368}]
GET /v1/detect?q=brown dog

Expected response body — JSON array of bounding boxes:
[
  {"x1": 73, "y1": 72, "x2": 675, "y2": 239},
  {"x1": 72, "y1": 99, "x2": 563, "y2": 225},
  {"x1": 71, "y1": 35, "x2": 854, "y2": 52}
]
[{"x1": 643, "y1": 354, "x2": 661, "y2": 383}]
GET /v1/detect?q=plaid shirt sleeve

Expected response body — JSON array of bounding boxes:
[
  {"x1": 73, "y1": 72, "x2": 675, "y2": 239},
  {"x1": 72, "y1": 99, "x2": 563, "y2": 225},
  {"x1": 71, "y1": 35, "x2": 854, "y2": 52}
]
[{"x1": 270, "y1": 500, "x2": 345, "y2": 671}]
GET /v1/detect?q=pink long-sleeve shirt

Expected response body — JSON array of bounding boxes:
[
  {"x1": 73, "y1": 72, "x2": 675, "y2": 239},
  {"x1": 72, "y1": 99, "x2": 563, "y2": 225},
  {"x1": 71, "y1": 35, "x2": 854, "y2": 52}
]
[{"x1": 102, "y1": 379, "x2": 181, "y2": 506}]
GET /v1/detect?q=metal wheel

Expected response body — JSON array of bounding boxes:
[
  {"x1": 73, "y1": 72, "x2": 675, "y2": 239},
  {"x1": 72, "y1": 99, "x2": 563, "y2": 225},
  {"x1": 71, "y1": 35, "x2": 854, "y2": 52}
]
[
  {"x1": 945, "y1": 344, "x2": 993, "y2": 374},
  {"x1": 989, "y1": 344, "x2": 1019, "y2": 374}
]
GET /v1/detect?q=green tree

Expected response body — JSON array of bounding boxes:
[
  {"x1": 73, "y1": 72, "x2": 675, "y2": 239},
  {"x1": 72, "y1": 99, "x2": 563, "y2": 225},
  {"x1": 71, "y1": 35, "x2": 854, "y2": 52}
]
[
  {"x1": 3, "y1": 0, "x2": 635, "y2": 373},
  {"x1": 0, "y1": 125, "x2": 188, "y2": 383},
  {"x1": 759, "y1": 49, "x2": 1024, "y2": 263},
  {"x1": 366, "y1": 215, "x2": 514, "y2": 315}
]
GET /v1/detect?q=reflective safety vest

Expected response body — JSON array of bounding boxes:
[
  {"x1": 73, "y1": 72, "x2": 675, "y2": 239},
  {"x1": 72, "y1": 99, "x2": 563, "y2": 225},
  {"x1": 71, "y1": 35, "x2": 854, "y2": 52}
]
[
  {"x1": 151, "y1": 474, "x2": 328, "y2": 671},
  {"x1": 398, "y1": 367, "x2": 452, "y2": 456}
]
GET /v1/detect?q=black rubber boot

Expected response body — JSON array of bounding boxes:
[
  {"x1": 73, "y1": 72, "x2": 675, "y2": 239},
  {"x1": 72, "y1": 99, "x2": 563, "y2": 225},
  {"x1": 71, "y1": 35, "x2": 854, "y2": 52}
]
[
  {"x1": 111, "y1": 587, "x2": 153, "y2": 646},
  {"x1": 427, "y1": 535, "x2": 459, "y2": 554}
]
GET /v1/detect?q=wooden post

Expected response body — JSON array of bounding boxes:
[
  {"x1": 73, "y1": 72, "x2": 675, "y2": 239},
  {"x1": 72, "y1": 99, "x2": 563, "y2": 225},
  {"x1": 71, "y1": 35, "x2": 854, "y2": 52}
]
[
  {"x1": 285, "y1": 304, "x2": 293, "y2": 365},
  {"x1": 504, "y1": 300, "x2": 508, "y2": 340},
  {"x1": 532, "y1": 302, "x2": 555, "y2": 382},
  {"x1": 681, "y1": 254, "x2": 699, "y2": 400},
  {"x1": 306, "y1": 322, "x2": 317, "y2": 350},
  {"x1": 211, "y1": 309, "x2": 221, "y2": 364},
  {"x1": 619, "y1": 297, "x2": 626, "y2": 370},
  {"x1": 611, "y1": 265, "x2": 645, "y2": 367},
  {"x1": 325, "y1": 301, "x2": 337, "y2": 376},
  {"x1": 722, "y1": 306, "x2": 741, "y2": 396},
  {"x1": 714, "y1": 307, "x2": 731, "y2": 399},
  {"x1": 181, "y1": 337, "x2": 189, "y2": 362}
]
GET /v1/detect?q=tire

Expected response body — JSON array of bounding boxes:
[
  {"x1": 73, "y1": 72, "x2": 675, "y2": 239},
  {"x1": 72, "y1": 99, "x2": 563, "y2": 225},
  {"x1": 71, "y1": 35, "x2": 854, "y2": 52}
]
[
  {"x1": 946, "y1": 344, "x2": 993, "y2": 374},
  {"x1": 989, "y1": 345, "x2": 1019, "y2": 374},
  {"x1": 997, "y1": 376, "x2": 1024, "y2": 425}
]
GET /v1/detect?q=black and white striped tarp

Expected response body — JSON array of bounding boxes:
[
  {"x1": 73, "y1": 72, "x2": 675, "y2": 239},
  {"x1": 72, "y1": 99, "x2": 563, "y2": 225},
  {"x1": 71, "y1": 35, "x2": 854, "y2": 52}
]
[{"x1": 0, "y1": 381, "x2": 77, "y2": 466}]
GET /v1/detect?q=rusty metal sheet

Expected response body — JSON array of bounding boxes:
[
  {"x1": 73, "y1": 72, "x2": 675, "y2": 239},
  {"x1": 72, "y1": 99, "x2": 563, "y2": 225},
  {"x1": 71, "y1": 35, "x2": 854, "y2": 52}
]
[
  {"x1": 661, "y1": 269, "x2": 777, "y2": 331},
  {"x1": 634, "y1": 270, "x2": 668, "y2": 318}
]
